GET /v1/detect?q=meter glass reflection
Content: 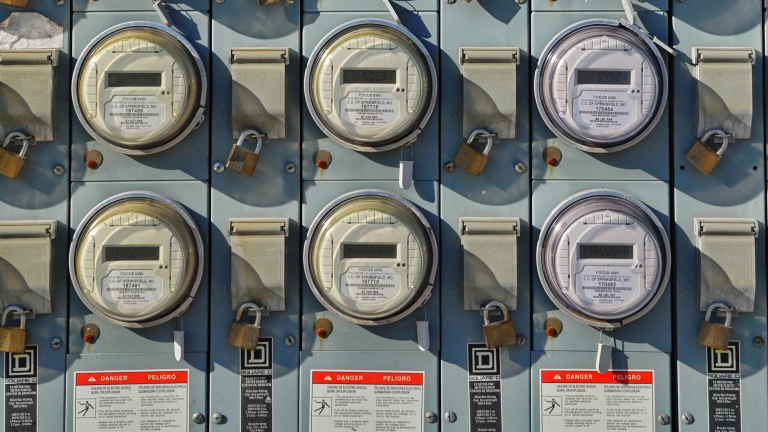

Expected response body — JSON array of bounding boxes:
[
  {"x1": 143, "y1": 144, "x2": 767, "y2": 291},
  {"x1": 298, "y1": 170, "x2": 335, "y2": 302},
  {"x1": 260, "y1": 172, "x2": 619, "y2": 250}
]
[
  {"x1": 73, "y1": 22, "x2": 206, "y2": 155},
  {"x1": 536, "y1": 190, "x2": 670, "y2": 327},
  {"x1": 305, "y1": 19, "x2": 436, "y2": 152},
  {"x1": 534, "y1": 20, "x2": 667, "y2": 152},
  {"x1": 304, "y1": 191, "x2": 437, "y2": 324},
  {"x1": 70, "y1": 192, "x2": 203, "y2": 327}
]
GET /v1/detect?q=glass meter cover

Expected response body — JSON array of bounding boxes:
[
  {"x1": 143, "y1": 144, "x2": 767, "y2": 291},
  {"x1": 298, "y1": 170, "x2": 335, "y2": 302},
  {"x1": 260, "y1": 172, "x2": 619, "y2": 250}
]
[
  {"x1": 536, "y1": 190, "x2": 671, "y2": 328},
  {"x1": 534, "y1": 19, "x2": 668, "y2": 153},
  {"x1": 303, "y1": 190, "x2": 438, "y2": 325},
  {"x1": 72, "y1": 22, "x2": 207, "y2": 155},
  {"x1": 69, "y1": 191, "x2": 204, "y2": 327},
  {"x1": 304, "y1": 19, "x2": 437, "y2": 152}
]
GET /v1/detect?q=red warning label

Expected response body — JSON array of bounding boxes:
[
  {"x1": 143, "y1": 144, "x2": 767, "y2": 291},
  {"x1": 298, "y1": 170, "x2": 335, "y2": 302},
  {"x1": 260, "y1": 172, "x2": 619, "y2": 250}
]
[
  {"x1": 540, "y1": 370, "x2": 653, "y2": 384},
  {"x1": 310, "y1": 370, "x2": 425, "y2": 432},
  {"x1": 74, "y1": 370, "x2": 189, "y2": 432}
]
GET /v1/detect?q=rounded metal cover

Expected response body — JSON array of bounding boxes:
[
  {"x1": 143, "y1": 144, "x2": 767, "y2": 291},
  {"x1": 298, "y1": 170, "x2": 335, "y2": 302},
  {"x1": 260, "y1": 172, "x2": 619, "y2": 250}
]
[
  {"x1": 69, "y1": 191, "x2": 204, "y2": 328},
  {"x1": 303, "y1": 189, "x2": 438, "y2": 325},
  {"x1": 536, "y1": 189, "x2": 671, "y2": 328},
  {"x1": 534, "y1": 19, "x2": 668, "y2": 153}
]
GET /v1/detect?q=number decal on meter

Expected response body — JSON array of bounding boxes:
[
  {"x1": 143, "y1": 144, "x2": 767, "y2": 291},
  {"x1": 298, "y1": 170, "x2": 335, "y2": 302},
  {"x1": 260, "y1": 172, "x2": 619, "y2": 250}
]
[
  {"x1": 69, "y1": 191, "x2": 204, "y2": 328},
  {"x1": 534, "y1": 19, "x2": 668, "y2": 152},
  {"x1": 536, "y1": 189, "x2": 671, "y2": 328},
  {"x1": 72, "y1": 22, "x2": 206, "y2": 155},
  {"x1": 305, "y1": 19, "x2": 437, "y2": 152},
  {"x1": 304, "y1": 190, "x2": 438, "y2": 325}
]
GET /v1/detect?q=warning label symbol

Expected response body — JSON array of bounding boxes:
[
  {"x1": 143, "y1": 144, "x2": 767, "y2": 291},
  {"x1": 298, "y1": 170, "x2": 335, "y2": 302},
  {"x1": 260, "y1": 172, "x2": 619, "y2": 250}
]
[
  {"x1": 542, "y1": 397, "x2": 562, "y2": 416},
  {"x1": 87, "y1": 377, "x2": 95, "y2": 382},
  {"x1": 553, "y1": 374, "x2": 562, "y2": 380},
  {"x1": 312, "y1": 398, "x2": 332, "y2": 417},
  {"x1": 76, "y1": 399, "x2": 96, "y2": 418},
  {"x1": 324, "y1": 375, "x2": 332, "y2": 381}
]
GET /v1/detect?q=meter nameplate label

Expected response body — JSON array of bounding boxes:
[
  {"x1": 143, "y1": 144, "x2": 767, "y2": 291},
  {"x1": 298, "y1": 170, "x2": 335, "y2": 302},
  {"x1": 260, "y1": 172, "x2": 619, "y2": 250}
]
[
  {"x1": 339, "y1": 92, "x2": 398, "y2": 128},
  {"x1": 4, "y1": 346, "x2": 38, "y2": 432},
  {"x1": 104, "y1": 96, "x2": 164, "y2": 132},
  {"x1": 540, "y1": 370, "x2": 654, "y2": 432},
  {"x1": 573, "y1": 91, "x2": 636, "y2": 131},
  {"x1": 340, "y1": 267, "x2": 399, "y2": 303},
  {"x1": 74, "y1": 370, "x2": 188, "y2": 432},
  {"x1": 101, "y1": 270, "x2": 162, "y2": 307},
  {"x1": 468, "y1": 344, "x2": 503, "y2": 432},
  {"x1": 310, "y1": 370, "x2": 424, "y2": 432},
  {"x1": 706, "y1": 342, "x2": 742, "y2": 432},
  {"x1": 241, "y1": 339, "x2": 273, "y2": 432},
  {"x1": 576, "y1": 266, "x2": 637, "y2": 307}
]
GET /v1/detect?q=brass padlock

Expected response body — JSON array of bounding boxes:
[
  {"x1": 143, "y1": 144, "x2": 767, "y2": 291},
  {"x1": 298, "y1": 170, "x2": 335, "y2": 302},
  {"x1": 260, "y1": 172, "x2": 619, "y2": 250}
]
[
  {"x1": 453, "y1": 129, "x2": 494, "y2": 176},
  {"x1": 0, "y1": 306, "x2": 27, "y2": 354},
  {"x1": 482, "y1": 301, "x2": 517, "y2": 349},
  {"x1": 228, "y1": 302, "x2": 263, "y2": 351},
  {"x1": 226, "y1": 130, "x2": 264, "y2": 177},
  {"x1": 0, "y1": 132, "x2": 30, "y2": 180},
  {"x1": 697, "y1": 302, "x2": 732, "y2": 351},
  {"x1": 0, "y1": 0, "x2": 29, "y2": 6},
  {"x1": 685, "y1": 129, "x2": 729, "y2": 175}
]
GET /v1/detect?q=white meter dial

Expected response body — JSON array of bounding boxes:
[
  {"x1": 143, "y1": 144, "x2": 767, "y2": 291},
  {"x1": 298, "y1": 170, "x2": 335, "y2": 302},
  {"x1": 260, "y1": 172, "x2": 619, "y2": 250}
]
[
  {"x1": 305, "y1": 19, "x2": 437, "y2": 152},
  {"x1": 304, "y1": 190, "x2": 438, "y2": 325},
  {"x1": 72, "y1": 22, "x2": 206, "y2": 155},
  {"x1": 69, "y1": 191, "x2": 204, "y2": 327},
  {"x1": 536, "y1": 189, "x2": 670, "y2": 328},
  {"x1": 534, "y1": 19, "x2": 667, "y2": 153}
]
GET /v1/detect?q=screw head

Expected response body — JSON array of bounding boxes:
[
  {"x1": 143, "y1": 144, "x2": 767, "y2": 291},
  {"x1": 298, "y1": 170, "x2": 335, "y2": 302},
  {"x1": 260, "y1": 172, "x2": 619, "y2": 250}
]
[
  {"x1": 214, "y1": 162, "x2": 225, "y2": 173},
  {"x1": 515, "y1": 0, "x2": 526, "y2": 3},
  {"x1": 55, "y1": 0, "x2": 66, "y2": 5},
  {"x1": 657, "y1": 414, "x2": 670, "y2": 425},
  {"x1": 50, "y1": 337, "x2": 63, "y2": 350},
  {"x1": 53, "y1": 164, "x2": 65, "y2": 176},
  {"x1": 444, "y1": 411, "x2": 457, "y2": 423},
  {"x1": 191, "y1": 412, "x2": 205, "y2": 425},
  {"x1": 284, "y1": 162, "x2": 296, "y2": 174},
  {"x1": 754, "y1": 336, "x2": 764, "y2": 348},
  {"x1": 514, "y1": 162, "x2": 527, "y2": 173},
  {"x1": 682, "y1": 413, "x2": 694, "y2": 425},
  {"x1": 285, "y1": 335, "x2": 296, "y2": 346},
  {"x1": 211, "y1": 413, "x2": 224, "y2": 424},
  {"x1": 316, "y1": 160, "x2": 329, "y2": 170},
  {"x1": 517, "y1": 335, "x2": 527, "y2": 346},
  {"x1": 444, "y1": 161, "x2": 456, "y2": 173},
  {"x1": 215, "y1": 0, "x2": 225, "y2": 2},
  {"x1": 86, "y1": 160, "x2": 98, "y2": 170},
  {"x1": 424, "y1": 412, "x2": 437, "y2": 424}
]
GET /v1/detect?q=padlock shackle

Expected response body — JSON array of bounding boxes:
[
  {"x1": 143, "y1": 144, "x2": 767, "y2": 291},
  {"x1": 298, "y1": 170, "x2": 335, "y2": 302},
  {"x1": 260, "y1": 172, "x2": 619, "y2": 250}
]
[
  {"x1": 483, "y1": 300, "x2": 509, "y2": 325},
  {"x1": 236, "y1": 302, "x2": 264, "y2": 327},
  {"x1": 467, "y1": 128, "x2": 495, "y2": 156},
  {"x1": 1, "y1": 306, "x2": 25, "y2": 329},
  {"x1": 3, "y1": 132, "x2": 30, "y2": 158},
  {"x1": 236, "y1": 129, "x2": 265, "y2": 155},
  {"x1": 705, "y1": 302, "x2": 732, "y2": 327},
  {"x1": 701, "y1": 128, "x2": 729, "y2": 157}
]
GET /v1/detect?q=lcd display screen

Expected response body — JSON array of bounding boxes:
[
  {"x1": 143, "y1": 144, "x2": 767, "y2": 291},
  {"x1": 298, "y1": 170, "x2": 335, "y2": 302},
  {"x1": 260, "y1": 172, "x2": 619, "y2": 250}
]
[
  {"x1": 579, "y1": 244, "x2": 633, "y2": 259},
  {"x1": 107, "y1": 72, "x2": 162, "y2": 88},
  {"x1": 104, "y1": 246, "x2": 160, "y2": 262},
  {"x1": 343, "y1": 244, "x2": 398, "y2": 259},
  {"x1": 577, "y1": 70, "x2": 631, "y2": 85},
  {"x1": 342, "y1": 70, "x2": 397, "y2": 84}
]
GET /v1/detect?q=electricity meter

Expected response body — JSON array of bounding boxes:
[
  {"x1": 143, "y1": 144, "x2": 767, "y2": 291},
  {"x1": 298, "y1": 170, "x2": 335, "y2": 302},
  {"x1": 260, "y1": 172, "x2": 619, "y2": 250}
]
[
  {"x1": 304, "y1": 19, "x2": 437, "y2": 152},
  {"x1": 536, "y1": 189, "x2": 670, "y2": 328},
  {"x1": 69, "y1": 191, "x2": 204, "y2": 328},
  {"x1": 72, "y1": 22, "x2": 206, "y2": 155},
  {"x1": 303, "y1": 190, "x2": 438, "y2": 325},
  {"x1": 534, "y1": 19, "x2": 668, "y2": 153}
]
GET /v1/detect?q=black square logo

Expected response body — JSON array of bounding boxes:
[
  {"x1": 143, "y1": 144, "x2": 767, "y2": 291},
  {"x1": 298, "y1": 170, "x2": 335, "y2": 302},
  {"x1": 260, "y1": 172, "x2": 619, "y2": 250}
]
[
  {"x1": 241, "y1": 338, "x2": 273, "y2": 370},
  {"x1": 4, "y1": 345, "x2": 37, "y2": 378},
  {"x1": 707, "y1": 341, "x2": 740, "y2": 374},
  {"x1": 468, "y1": 343, "x2": 500, "y2": 376}
]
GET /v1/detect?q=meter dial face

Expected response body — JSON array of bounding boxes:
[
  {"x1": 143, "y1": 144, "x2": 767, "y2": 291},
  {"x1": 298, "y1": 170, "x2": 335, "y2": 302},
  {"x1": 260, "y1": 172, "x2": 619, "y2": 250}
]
[
  {"x1": 534, "y1": 19, "x2": 667, "y2": 153},
  {"x1": 72, "y1": 22, "x2": 206, "y2": 155},
  {"x1": 305, "y1": 19, "x2": 437, "y2": 152},
  {"x1": 304, "y1": 190, "x2": 438, "y2": 325},
  {"x1": 536, "y1": 189, "x2": 671, "y2": 328},
  {"x1": 69, "y1": 191, "x2": 204, "y2": 328}
]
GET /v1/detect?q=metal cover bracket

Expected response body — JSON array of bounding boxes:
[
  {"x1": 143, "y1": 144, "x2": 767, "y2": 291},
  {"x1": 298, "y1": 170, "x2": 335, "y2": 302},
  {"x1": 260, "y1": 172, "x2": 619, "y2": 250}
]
[
  {"x1": 460, "y1": 47, "x2": 518, "y2": 140},
  {"x1": 0, "y1": 49, "x2": 58, "y2": 142},
  {"x1": 0, "y1": 220, "x2": 57, "y2": 314},
  {"x1": 230, "y1": 48, "x2": 289, "y2": 140},
  {"x1": 460, "y1": 217, "x2": 519, "y2": 311},
  {"x1": 694, "y1": 218, "x2": 758, "y2": 313},
  {"x1": 229, "y1": 218, "x2": 289, "y2": 312},
  {"x1": 692, "y1": 47, "x2": 755, "y2": 140}
]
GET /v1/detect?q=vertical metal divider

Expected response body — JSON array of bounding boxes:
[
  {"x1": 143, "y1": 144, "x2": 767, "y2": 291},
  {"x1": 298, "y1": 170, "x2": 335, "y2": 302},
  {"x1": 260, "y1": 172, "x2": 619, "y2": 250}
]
[
  {"x1": 667, "y1": 3, "x2": 678, "y2": 429},
  {"x1": 206, "y1": 0, "x2": 214, "y2": 422}
]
